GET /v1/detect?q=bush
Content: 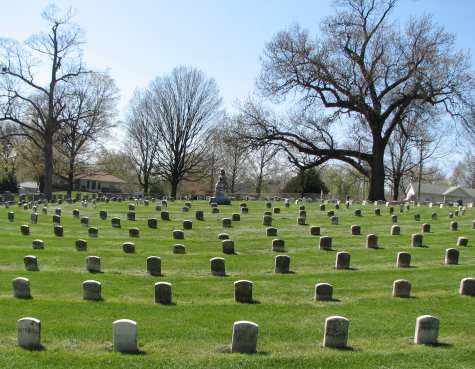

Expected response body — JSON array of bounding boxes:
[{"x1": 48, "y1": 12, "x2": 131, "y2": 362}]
[{"x1": 282, "y1": 168, "x2": 328, "y2": 195}]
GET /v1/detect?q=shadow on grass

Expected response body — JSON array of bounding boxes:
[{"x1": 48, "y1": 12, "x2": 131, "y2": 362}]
[
  {"x1": 321, "y1": 345, "x2": 356, "y2": 351},
  {"x1": 217, "y1": 346, "x2": 270, "y2": 355},
  {"x1": 20, "y1": 344, "x2": 45, "y2": 351},
  {"x1": 426, "y1": 342, "x2": 452, "y2": 348},
  {"x1": 88, "y1": 270, "x2": 104, "y2": 274},
  {"x1": 236, "y1": 300, "x2": 261, "y2": 304},
  {"x1": 334, "y1": 267, "x2": 358, "y2": 271}
]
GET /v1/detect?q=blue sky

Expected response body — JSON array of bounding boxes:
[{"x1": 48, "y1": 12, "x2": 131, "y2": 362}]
[{"x1": 1, "y1": 0, "x2": 474, "y2": 169}]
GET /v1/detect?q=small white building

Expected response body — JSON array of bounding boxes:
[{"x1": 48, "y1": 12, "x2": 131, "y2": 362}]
[
  {"x1": 19, "y1": 181, "x2": 39, "y2": 195},
  {"x1": 405, "y1": 183, "x2": 475, "y2": 204}
]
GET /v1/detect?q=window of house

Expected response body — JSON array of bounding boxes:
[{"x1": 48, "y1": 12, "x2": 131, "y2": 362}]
[{"x1": 91, "y1": 181, "x2": 96, "y2": 190}]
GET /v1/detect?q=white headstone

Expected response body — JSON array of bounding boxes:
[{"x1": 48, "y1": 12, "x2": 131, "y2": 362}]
[{"x1": 113, "y1": 319, "x2": 138, "y2": 353}]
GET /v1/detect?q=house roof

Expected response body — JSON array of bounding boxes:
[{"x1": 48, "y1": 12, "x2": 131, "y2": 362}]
[
  {"x1": 76, "y1": 172, "x2": 127, "y2": 184},
  {"x1": 410, "y1": 182, "x2": 475, "y2": 198}
]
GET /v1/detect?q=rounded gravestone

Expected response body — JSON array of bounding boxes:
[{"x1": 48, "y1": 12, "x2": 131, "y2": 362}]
[
  {"x1": 222, "y1": 239, "x2": 235, "y2": 254},
  {"x1": 393, "y1": 279, "x2": 411, "y2": 298},
  {"x1": 459, "y1": 277, "x2": 475, "y2": 296},
  {"x1": 450, "y1": 221, "x2": 458, "y2": 231},
  {"x1": 80, "y1": 216, "x2": 89, "y2": 226},
  {"x1": 146, "y1": 256, "x2": 161, "y2": 276},
  {"x1": 123, "y1": 242, "x2": 135, "y2": 253},
  {"x1": 431, "y1": 212, "x2": 437, "y2": 220},
  {"x1": 319, "y1": 236, "x2": 332, "y2": 251},
  {"x1": 335, "y1": 251, "x2": 350, "y2": 270},
  {"x1": 111, "y1": 217, "x2": 121, "y2": 228},
  {"x1": 266, "y1": 227, "x2": 277, "y2": 236},
  {"x1": 323, "y1": 316, "x2": 349, "y2": 348},
  {"x1": 173, "y1": 230, "x2": 184, "y2": 240},
  {"x1": 411, "y1": 233, "x2": 423, "y2": 247},
  {"x1": 231, "y1": 213, "x2": 240, "y2": 222},
  {"x1": 173, "y1": 244, "x2": 186, "y2": 254},
  {"x1": 99, "y1": 210, "x2": 108, "y2": 220},
  {"x1": 75, "y1": 239, "x2": 87, "y2": 251},
  {"x1": 147, "y1": 218, "x2": 157, "y2": 229},
  {"x1": 86, "y1": 256, "x2": 101, "y2": 273},
  {"x1": 234, "y1": 280, "x2": 253, "y2": 303},
  {"x1": 88, "y1": 227, "x2": 98, "y2": 238},
  {"x1": 457, "y1": 237, "x2": 468, "y2": 247},
  {"x1": 275, "y1": 255, "x2": 290, "y2": 273},
  {"x1": 8, "y1": 211, "x2": 14, "y2": 222},
  {"x1": 240, "y1": 206, "x2": 249, "y2": 214},
  {"x1": 350, "y1": 225, "x2": 361, "y2": 235},
  {"x1": 314, "y1": 283, "x2": 333, "y2": 301},
  {"x1": 17, "y1": 317, "x2": 41, "y2": 350},
  {"x1": 391, "y1": 225, "x2": 400, "y2": 236},
  {"x1": 366, "y1": 234, "x2": 378, "y2": 249},
  {"x1": 32, "y1": 239, "x2": 44, "y2": 250},
  {"x1": 83, "y1": 280, "x2": 102, "y2": 301},
  {"x1": 12, "y1": 277, "x2": 31, "y2": 299},
  {"x1": 218, "y1": 233, "x2": 229, "y2": 240},
  {"x1": 222, "y1": 218, "x2": 232, "y2": 228},
  {"x1": 330, "y1": 216, "x2": 339, "y2": 225},
  {"x1": 161, "y1": 211, "x2": 170, "y2": 221},
  {"x1": 154, "y1": 282, "x2": 172, "y2": 304},
  {"x1": 421, "y1": 223, "x2": 431, "y2": 233},
  {"x1": 272, "y1": 239, "x2": 285, "y2": 252},
  {"x1": 445, "y1": 248, "x2": 459, "y2": 265},
  {"x1": 374, "y1": 208, "x2": 381, "y2": 216},
  {"x1": 54, "y1": 225, "x2": 63, "y2": 237},
  {"x1": 391, "y1": 215, "x2": 398, "y2": 224},
  {"x1": 24, "y1": 255, "x2": 39, "y2": 271},
  {"x1": 183, "y1": 220, "x2": 193, "y2": 230},
  {"x1": 195, "y1": 210, "x2": 204, "y2": 221},
  {"x1": 396, "y1": 252, "x2": 411, "y2": 268},
  {"x1": 262, "y1": 215, "x2": 272, "y2": 227},
  {"x1": 414, "y1": 315, "x2": 439, "y2": 345},
  {"x1": 354, "y1": 209, "x2": 362, "y2": 217},
  {"x1": 20, "y1": 225, "x2": 30, "y2": 236},
  {"x1": 113, "y1": 319, "x2": 138, "y2": 353},
  {"x1": 231, "y1": 321, "x2": 258, "y2": 354},
  {"x1": 210, "y1": 257, "x2": 225, "y2": 276}
]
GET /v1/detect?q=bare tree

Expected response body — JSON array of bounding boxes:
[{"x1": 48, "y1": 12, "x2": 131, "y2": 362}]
[
  {"x1": 451, "y1": 153, "x2": 475, "y2": 188},
  {"x1": 55, "y1": 73, "x2": 118, "y2": 197},
  {"x1": 242, "y1": 0, "x2": 474, "y2": 201},
  {"x1": 247, "y1": 144, "x2": 280, "y2": 198},
  {"x1": 148, "y1": 66, "x2": 222, "y2": 198},
  {"x1": 124, "y1": 90, "x2": 161, "y2": 195},
  {"x1": 0, "y1": 5, "x2": 91, "y2": 199}
]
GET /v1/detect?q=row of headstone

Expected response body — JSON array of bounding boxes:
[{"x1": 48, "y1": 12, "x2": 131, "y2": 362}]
[{"x1": 14, "y1": 313, "x2": 450, "y2": 352}]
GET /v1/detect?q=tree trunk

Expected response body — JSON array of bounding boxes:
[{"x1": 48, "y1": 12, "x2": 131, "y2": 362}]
[
  {"x1": 43, "y1": 134, "x2": 54, "y2": 200},
  {"x1": 143, "y1": 174, "x2": 149, "y2": 196},
  {"x1": 300, "y1": 169, "x2": 306, "y2": 197},
  {"x1": 368, "y1": 142, "x2": 386, "y2": 201},
  {"x1": 67, "y1": 157, "x2": 75, "y2": 199},
  {"x1": 255, "y1": 174, "x2": 263, "y2": 199},
  {"x1": 170, "y1": 178, "x2": 179, "y2": 199},
  {"x1": 392, "y1": 174, "x2": 401, "y2": 201}
]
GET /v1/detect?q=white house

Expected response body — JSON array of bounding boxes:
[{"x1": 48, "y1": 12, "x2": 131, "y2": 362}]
[{"x1": 405, "y1": 182, "x2": 475, "y2": 204}]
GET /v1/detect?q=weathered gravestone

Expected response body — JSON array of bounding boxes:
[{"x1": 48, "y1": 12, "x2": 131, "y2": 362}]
[
  {"x1": 457, "y1": 237, "x2": 468, "y2": 247},
  {"x1": 315, "y1": 283, "x2": 333, "y2": 301},
  {"x1": 147, "y1": 218, "x2": 157, "y2": 229},
  {"x1": 366, "y1": 234, "x2": 378, "y2": 249},
  {"x1": 173, "y1": 244, "x2": 186, "y2": 254},
  {"x1": 335, "y1": 252, "x2": 351, "y2": 270},
  {"x1": 411, "y1": 233, "x2": 423, "y2": 247},
  {"x1": 83, "y1": 280, "x2": 102, "y2": 301},
  {"x1": 445, "y1": 248, "x2": 459, "y2": 265},
  {"x1": 310, "y1": 226, "x2": 320, "y2": 236},
  {"x1": 20, "y1": 225, "x2": 30, "y2": 236},
  {"x1": 23, "y1": 256, "x2": 39, "y2": 271},
  {"x1": 266, "y1": 227, "x2": 277, "y2": 236},
  {"x1": 86, "y1": 256, "x2": 101, "y2": 273},
  {"x1": 12, "y1": 277, "x2": 31, "y2": 298},
  {"x1": 319, "y1": 236, "x2": 332, "y2": 250},
  {"x1": 275, "y1": 255, "x2": 290, "y2": 273},
  {"x1": 234, "y1": 280, "x2": 253, "y2": 303},
  {"x1": 129, "y1": 228, "x2": 140, "y2": 238},
  {"x1": 222, "y1": 218, "x2": 232, "y2": 228},
  {"x1": 17, "y1": 317, "x2": 41, "y2": 350},
  {"x1": 123, "y1": 242, "x2": 135, "y2": 253},
  {"x1": 351, "y1": 225, "x2": 361, "y2": 235},
  {"x1": 323, "y1": 316, "x2": 349, "y2": 348},
  {"x1": 414, "y1": 315, "x2": 439, "y2": 344},
  {"x1": 272, "y1": 239, "x2": 285, "y2": 252},
  {"x1": 88, "y1": 227, "x2": 98, "y2": 238},
  {"x1": 113, "y1": 319, "x2": 138, "y2": 353},
  {"x1": 231, "y1": 321, "x2": 259, "y2": 353},
  {"x1": 154, "y1": 282, "x2": 172, "y2": 304},
  {"x1": 173, "y1": 230, "x2": 184, "y2": 240},
  {"x1": 146, "y1": 256, "x2": 161, "y2": 276},
  {"x1": 111, "y1": 217, "x2": 121, "y2": 228},
  {"x1": 54, "y1": 225, "x2": 63, "y2": 237},
  {"x1": 222, "y1": 239, "x2": 235, "y2": 254},
  {"x1": 32, "y1": 239, "x2": 44, "y2": 250},
  {"x1": 76, "y1": 239, "x2": 87, "y2": 251},
  {"x1": 393, "y1": 279, "x2": 411, "y2": 298},
  {"x1": 459, "y1": 277, "x2": 475, "y2": 296},
  {"x1": 397, "y1": 252, "x2": 411, "y2": 268},
  {"x1": 391, "y1": 225, "x2": 400, "y2": 236},
  {"x1": 210, "y1": 257, "x2": 226, "y2": 276}
]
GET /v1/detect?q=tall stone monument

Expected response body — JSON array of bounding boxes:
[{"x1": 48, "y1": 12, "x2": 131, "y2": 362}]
[{"x1": 211, "y1": 169, "x2": 231, "y2": 205}]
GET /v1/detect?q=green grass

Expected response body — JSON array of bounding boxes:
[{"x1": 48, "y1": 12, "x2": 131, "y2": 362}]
[{"x1": 0, "y1": 199, "x2": 474, "y2": 369}]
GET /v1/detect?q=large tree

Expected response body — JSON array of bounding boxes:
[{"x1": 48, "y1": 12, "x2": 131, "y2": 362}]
[
  {"x1": 242, "y1": 0, "x2": 474, "y2": 201},
  {"x1": 55, "y1": 73, "x2": 118, "y2": 197},
  {"x1": 124, "y1": 90, "x2": 161, "y2": 195},
  {"x1": 0, "y1": 6, "x2": 94, "y2": 199},
  {"x1": 147, "y1": 66, "x2": 222, "y2": 198}
]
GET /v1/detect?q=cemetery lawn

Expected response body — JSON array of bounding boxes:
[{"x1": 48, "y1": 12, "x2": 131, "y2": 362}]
[{"x1": 0, "y1": 199, "x2": 474, "y2": 369}]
